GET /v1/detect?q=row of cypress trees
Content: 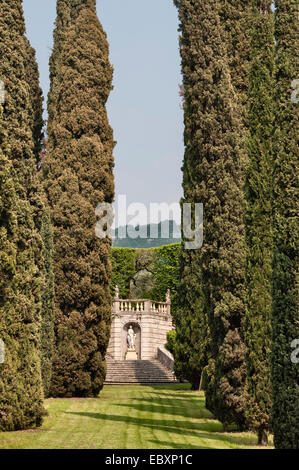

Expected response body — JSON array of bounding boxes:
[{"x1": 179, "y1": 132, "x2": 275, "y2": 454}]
[
  {"x1": 271, "y1": 0, "x2": 299, "y2": 450},
  {"x1": 45, "y1": 0, "x2": 115, "y2": 397},
  {"x1": 174, "y1": 0, "x2": 298, "y2": 448},
  {"x1": 0, "y1": 0, "x2": 49, "y2": 430},
  {"x1": 0, "y1": 0, "x2": 296, "y2": 449},
  {"x1": 0, "y1": 0, "x2": 114, "y2": 427}
]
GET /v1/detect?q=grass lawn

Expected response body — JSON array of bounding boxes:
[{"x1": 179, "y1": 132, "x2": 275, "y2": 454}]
[{"x1": 0, "y1": 384, "x2": 273, "y2": 449}]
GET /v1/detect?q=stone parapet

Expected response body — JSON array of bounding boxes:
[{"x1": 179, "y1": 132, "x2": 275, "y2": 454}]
[
  {"x1": 157, "y1": 345, "x2": 174, "y2": 372},
  {"x1": 106, "y1": 290, "x2": 173, "y2": 361}
]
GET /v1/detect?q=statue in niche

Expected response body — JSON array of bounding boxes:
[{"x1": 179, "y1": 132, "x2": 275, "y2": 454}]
[{"x1": 127, "y1": 325, "x2": 136, "y2": 350}]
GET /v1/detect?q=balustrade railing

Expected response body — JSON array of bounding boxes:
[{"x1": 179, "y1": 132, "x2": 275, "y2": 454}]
[
  {"x1": 150, "y1": 301, "x2": 168, "y2": 314},
  {"x1": 113, "y1": 298, "x2": 170, "y2": 315},
  {"x1": 117, "y1": 300, "x2": 145, "y2": 312}
]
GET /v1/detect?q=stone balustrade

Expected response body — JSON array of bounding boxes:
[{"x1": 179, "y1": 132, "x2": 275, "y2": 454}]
[
  {"x1": 113, "y1": 298, "x2": 170, "y2": 315},
  {"x1": 107, "y1": 288, "x2": 173, "y2": 360}
]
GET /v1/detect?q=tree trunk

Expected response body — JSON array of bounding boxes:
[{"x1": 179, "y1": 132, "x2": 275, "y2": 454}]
[
  {"x1": 199, "y1": 372, "x2": 203, "y2": 391},
  {"x1": 258, "y1": 429, "x2": 268, "y2": 446},
  {"x1": 191, "y1": 378, "x2": 200, "y2": 391}
]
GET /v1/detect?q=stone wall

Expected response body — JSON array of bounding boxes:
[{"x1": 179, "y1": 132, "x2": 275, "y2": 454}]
[
  {"x1": 157, "y1": 345, "x2": 174, "y2": 371},
  {"x1": 107, "y1": 298, "x2": 173, "y2": 360}
]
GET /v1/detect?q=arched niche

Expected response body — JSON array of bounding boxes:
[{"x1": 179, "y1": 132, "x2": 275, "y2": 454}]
[{"x1": 122, "y1": 322, "x2": 141, "y2": 360}]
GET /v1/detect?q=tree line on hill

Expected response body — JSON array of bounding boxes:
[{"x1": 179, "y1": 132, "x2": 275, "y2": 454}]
[
  {"x1": 0, "y1": 0, "x2": 297, "y2": 449},
  {"x1": 112, "y1": 220, "x2": 181, "y2": 248}
]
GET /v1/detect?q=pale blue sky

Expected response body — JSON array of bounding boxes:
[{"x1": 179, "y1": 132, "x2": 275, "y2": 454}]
[{"x1": 22, "y1": 0, "x2": 184, "y2": 220}]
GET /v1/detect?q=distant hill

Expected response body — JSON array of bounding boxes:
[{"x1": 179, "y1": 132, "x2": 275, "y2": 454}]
[{"x1": 112, "y1": 220, "x2": 181, "y2": 248}]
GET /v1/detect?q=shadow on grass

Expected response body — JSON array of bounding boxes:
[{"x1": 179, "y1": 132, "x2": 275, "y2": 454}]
[
  {"x1": 148, "y1": 439, "x2": 213, "y2": 450},
  {"x1": 65, "y1": 411, "x2": 258, "y2": 448},
  {"x1": 147, "y1": 437, "x2": 263, "y2": 450},
  {"x1": 106, "y1": 386, "x2": 214, "y2": 420},
  {"x1": 113, "y1": 401, "x2": 213, "y2": 420}
]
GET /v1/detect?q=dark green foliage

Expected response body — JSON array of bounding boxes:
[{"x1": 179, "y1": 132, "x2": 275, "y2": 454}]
[
  {"x1": 0, "y1": 0, "x2": 44, "y2": 430},
  {"x1": 48, "y1": 0, "x2": 97, "y2": 127},
  {"x1": 244, "y1": 1, "x2": 275, "y2": 445},
  {"x1": 45, "y1": 0, "x2": 115, "y2": 397},
  {"x1": 110, "y1": 245, "x2": 181, "y2": 314},
  {"x1": 218, "y1": 0, "x2": 251, "y2": 116},
  {"x1": 111, "y1": 248, "x2": 136, "y2": 298},
  {"x1": 174, "y1": 0, "x2": 248, "y2": 424},
  {"x1": 48, "y1": 0, "x2": 71, "y2": 127},
  {"x1": 150, "y1": 244, "x2": 181, "y2": 318},
  {"x1": 23, "y1": 32, "x2": 55, "y2": 399},
  {"x1": 271, "y1": 0, "x2": 299, "y2": 449},
  {"x1": 111, "y1": 248, "x2": 154, "y2": 300},
  {"x1": 24, "y1": 38, "x2": 44, "y2": 162},
  {"x1": 0, "y1": 109, "x2": 19, "y2": 429},
  {"x1": 174, "y1": 256, "x2": 206, "y2": 389},
  {"x1": 165, "y1": 330, "x2": 176, "y2": 355},
  {"x1": 40, "y1": 209, "x2": 55, "y2": 397},
  {"x1": 0, "y1": 110, "x2": 17, "y2": 300}
]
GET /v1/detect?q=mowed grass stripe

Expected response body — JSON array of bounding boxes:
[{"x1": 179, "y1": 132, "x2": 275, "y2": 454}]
[{"x1": 0, "y1": 385, "x2": 273, "y2": 449}]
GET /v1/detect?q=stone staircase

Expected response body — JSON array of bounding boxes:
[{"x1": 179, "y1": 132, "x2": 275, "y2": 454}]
[{"x1": 104, "y1": 358, "x2": 177, "y2": 385}]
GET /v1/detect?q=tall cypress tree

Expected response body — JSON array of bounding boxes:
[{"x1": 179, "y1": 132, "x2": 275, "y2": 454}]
[
  {"x1": 45, "y1": 0, "x2": 114, "y2": 397},
  {"x1": 271, "y1": 0, "x2": 299, "y2": 449},
  {"x1": 48, "y1": 0, "x2": 71, "y2": 128},
  {"x1": 218, "y1": 0, "x2": 252, "y2": 115},
  {"x1": 24, "y1": 39, "x2": 44, "y2": 163},
  {"x1": 24, "y1": 37, "x2": 55, "y2": 397},
  {"x1": 0, "y1": 106, "x2": 19, "y2": 431},
  {"x1": 244, "y1": 0, "x2": 275, "y2": 446},
  {"x1": 40, "y1": 207, "x2": 55, "y2": 398},
  {"x1": 0, "y1": 0, "x2": 44, "y2": 430},
  {"x1": 173, "y1": 0, "x2": 209, "y2": 390},
  {"x1": 173, "y1": 249, "x2": 206, "y2": 389},
  {"x1": 174, "y1": 0, "x2": 248, "y2": 428},
  {"x1": 48, "y1": 0, "x2": 93, "y2": 126}
]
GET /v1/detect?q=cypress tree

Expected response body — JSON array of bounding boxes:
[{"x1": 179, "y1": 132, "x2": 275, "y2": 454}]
[
  {"x1": 24, "y1": 36, "x2": 55, "y2": 397},
  {"x1": 45, "y1": 0, "x2": 115, "y2": 397},
  {"x1": 218, "y1": 0, "x2": 252, "y2": 114},
  {"x1": 24, "y1": 39, "x2": 44, "y2": 162},
  {"x1": 0, "y1": 106, "x2": 19, "y2": 431},
  {"x1": 173, "y1": 0, "x2": 209, "y2": 390},
  {"x1": 173, "y1": 247, "x2": 206, "y2": 389},
  {"x1": 174, "y1": 0, "x2": 248, "y2": 428},
  {"x1": 40, "y1": 209, "x2": 55, "y2": 397},
  {"x1": 0, "y1": 0, "x2": 44, "y2": 430},
  {"x1": 271, "y1": 0, "x2": 299, "y2": 449},
  {"x1": 48, "y1": 0, "x2": 93, "y2": 126},
  {"x1": 48, "y1": 0, "x2": 71, "y2": 128},
  {"x1": 244, "y1": 0, "x2": 275, "y2": 446}
]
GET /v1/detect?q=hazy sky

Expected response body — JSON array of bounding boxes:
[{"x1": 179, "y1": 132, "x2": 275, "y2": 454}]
[{"x1": 22, "y1": 0, "x2": 184, "y2": 223}]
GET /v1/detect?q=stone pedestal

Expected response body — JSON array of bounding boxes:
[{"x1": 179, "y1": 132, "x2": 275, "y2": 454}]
[{"x1": 126, "y1": 350, "x2": 138, "y2": 360}]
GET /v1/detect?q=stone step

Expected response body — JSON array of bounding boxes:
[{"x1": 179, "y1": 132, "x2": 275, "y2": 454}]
[{"x1": 104, "y1": 359, "x2": 177, "y2": 384}]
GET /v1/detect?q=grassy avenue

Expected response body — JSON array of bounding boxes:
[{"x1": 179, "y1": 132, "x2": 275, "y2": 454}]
[{"x1": 0, "y1": 385, "x2": 273, "y2": 449}]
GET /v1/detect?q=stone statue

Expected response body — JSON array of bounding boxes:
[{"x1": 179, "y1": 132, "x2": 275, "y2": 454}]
[
  {"x1": 115, "y1": 285, "x2": 119, "y2": 299},
  {"x1": 166, "y1": 288, "x2": 171, "y2": 303},
  {"x1": 127, "y1": 325, "x2": 136, "y2": 350}
]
